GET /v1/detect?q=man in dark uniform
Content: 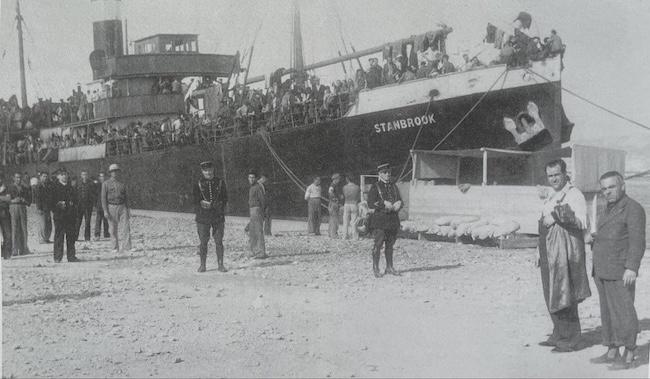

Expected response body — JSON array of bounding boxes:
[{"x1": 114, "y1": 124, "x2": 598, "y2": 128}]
[
  {"x1": 194, "y1": 161, "x2": 228, "y2": 273},
  {"x1": 94, "y1": 172, "x2": 110, "y2": 240},
  {"x1": 49, "y1": 169, "x2": 80, "y2": 263},
  {"x1": 590, "y1": 171, "x2": 646, "y2": 370},
  {"x1": 0, "y1": 173, "x2": 13, "y2": 259},
  {"x1": 367, "y1": 163, "x2": 403, "y2": 278},
  {"x1": 76, "y1": 170, "x2": 95, "y2": 242},
  {"x1": 35, "y1": 171, "x2": 53, "y2": 243}
]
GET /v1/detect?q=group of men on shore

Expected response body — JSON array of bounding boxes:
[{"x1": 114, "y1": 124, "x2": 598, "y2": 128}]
[
  {"x1": 194, "y1": 161, "x2": 404, "y2": 279},
  {"x1": 0, "y1": 164, "x2": 132, "y2": 262},
  {"x1": 538, "y1": 159, "x2": 646, "y2": 370},
  {"x1": 1, "y1": 156, "x2": 645, "y2": 370}
]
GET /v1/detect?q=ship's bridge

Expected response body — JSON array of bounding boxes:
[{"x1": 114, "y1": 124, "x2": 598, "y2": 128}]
[
  {"x1": 88, "y1": 32, "x2": 239, "y2": 120},
  {"x1": 91, "y1": 33, "x2": 238, "y2": 80},
  {"x1": 133, "y1": 34, "x2": 199, "y2": 54}
]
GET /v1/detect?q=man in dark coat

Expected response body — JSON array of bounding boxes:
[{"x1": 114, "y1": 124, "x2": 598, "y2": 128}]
[
  {"x1": 49, "y1": 169, "x2": 80, "y2": 263},
  {"x1": 76, "y1": 170, "x2": 95, "y2": 242},
  {"x1": 537, "y1": 159, "x2": 591, "y2": 352},
  {"x1": 365, "y1": 58, "x2": 383, "y2": 89},
  {"x1": 367, "y1": 163, "x2": 402, "y2": 278},
  {"x1": 590, "y1": 171, "x2": 646, "y2": 370},
  {"x1": 194, "y1": 161, "x2": 228, "y2": 273}
]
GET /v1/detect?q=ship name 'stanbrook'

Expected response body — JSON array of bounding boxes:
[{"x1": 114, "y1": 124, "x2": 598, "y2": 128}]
[{"x1": 373, "y1": 114, "x2": 437, "y2": 134}]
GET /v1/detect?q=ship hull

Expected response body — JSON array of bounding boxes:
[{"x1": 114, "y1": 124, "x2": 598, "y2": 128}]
[{"x1": 14, "y1": 81, "x2": 568, "y2": 218}]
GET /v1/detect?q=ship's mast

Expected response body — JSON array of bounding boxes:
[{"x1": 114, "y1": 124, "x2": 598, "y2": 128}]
[
  {"x1": 290, "y1": 0, "x2": 305, "y2": 79},
  {"x1": 15, "y1": 0, "x2": 28, "y2": 108}
]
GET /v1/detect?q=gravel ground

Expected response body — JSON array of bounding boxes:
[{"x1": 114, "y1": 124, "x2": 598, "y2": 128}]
[{"x1": 1, "y1": 204, "x2": 649, "y2": 378}]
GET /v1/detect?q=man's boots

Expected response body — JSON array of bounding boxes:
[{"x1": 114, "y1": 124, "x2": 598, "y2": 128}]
[
  {"x1": 384, "y1": 249, "x2": 401, "y2": 276},
  {"x1": 216, "y1": 249, "x2": 227, "y2": 272},
  {"x1": 198, "y1": 253, "x2": 206, "y2": 273},
  {"x1": 372, "y1": 249, "x2": 382, "y2": 278}
]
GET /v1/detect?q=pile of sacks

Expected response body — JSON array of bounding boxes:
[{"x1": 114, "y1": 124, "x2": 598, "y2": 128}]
[{"x1": 401, "y1": 215, "x2": 520, "y2": 240}]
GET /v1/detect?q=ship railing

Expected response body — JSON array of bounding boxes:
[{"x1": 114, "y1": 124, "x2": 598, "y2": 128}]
[{"x1": 103, "y1": 96, "x2": 353, "y2": 157}]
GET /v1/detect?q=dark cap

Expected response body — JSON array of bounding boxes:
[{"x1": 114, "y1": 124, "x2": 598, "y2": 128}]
[
  {"x1": 247, "y1": 169, "x2": 258, "y2": 177},
  {"x1": 377, "y1": 163, "x2": 391, "y2": 172},
  {"x1": 200, "y1": 161, "x2": 214, "y2": 170}
]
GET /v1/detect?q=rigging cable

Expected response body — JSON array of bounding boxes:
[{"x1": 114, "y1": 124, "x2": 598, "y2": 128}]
[
  {"x1": 525, "y1": 68, "x2": 650, "y2": 132},
  {"x1": 398, "y1": 68, "x2": 509, "y2": 182},
  {"x1": 259, "y1": 130, "x2": 331, "y2": 209}
]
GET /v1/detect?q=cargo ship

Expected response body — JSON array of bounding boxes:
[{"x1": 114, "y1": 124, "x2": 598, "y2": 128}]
[{"x1": 3, "y1": 0, "x2": 574, "y2": 219}]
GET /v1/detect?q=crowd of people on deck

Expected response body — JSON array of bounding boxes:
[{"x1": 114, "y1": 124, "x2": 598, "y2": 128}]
[{"x1": 1, "y1": 28, "x2": 566, "y2": 164}]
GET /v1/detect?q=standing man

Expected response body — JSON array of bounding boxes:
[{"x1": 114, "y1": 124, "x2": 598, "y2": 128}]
[
  {"x1": 101, "y1": 164, "x2": 132, "y2": 253},
  {"x1": 35, "y1": 171, "x2": 53, "y2": 244},
  {"x1": 328, "y1": 173, "x2": 343, "y2": 238},
  {"x1": 304, "y1": 176, "x2": 322, "y2": 235},
  {"x1": 94, "y1": 172, "x2": 110, "y2": 240},
  {"x1": 368, "y1": 163, "x2": 403, "y2": 278},
  {"x1": 258, "y1": 174, "x2": 272, "y2": 236},
  {"x1": 76, "y1": 170, "x2": 95, "y2": 242},
  {"x1": 247, "y1": 170, "x2": 267, "y2": 259},
  {"x1": 0, "y1": 173, "x2": 12, "y2": 259},
  {"x1": 49, "y1": 169, "x2": 80, "y2": 263},
  {"x1": 537, "y1": 159, "x2": 591, "y2": 352},
  {"x1": 8, "y1": 172, "x2": 31, "y2": 256},
  {"x1": 194, "y1": 161, "x2": 228, "y2": 273},
  {"x1": 590, "y1": 171, "x2": 646, "y2": 369},
  {"x1": 342, "y1": 174, "x2": 361, "y2": 240}
]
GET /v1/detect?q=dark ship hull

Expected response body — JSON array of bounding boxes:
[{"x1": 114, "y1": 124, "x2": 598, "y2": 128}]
[{"x1": 15, "y1": 76, "x2": 571, "y2": 219}]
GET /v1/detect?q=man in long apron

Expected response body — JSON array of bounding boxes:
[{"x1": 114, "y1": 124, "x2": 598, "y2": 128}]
[{"x1": 537, "y1": 159, "x2": 591, "y2": 352}]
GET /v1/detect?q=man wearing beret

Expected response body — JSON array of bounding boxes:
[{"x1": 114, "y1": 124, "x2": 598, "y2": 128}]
[
  {"x1": 367, "y1": 163, "x2": 402, "y2": 278},
  {"x1": 49, "y1": 169, "x2": 80, "y2": 263},
  {"x1": 194, "y1": 161, "x2": 228, "y2": 273},
  {"x1": 590, "y1": 171, "x2": 646, "y2": 370}
]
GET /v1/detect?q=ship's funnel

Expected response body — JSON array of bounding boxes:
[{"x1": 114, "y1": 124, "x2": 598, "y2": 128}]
[{"x1": 91, "y1": 0, "x2": 123, "y2": 58}]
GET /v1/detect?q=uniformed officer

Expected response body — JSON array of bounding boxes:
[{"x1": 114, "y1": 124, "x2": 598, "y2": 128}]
[
  {"x1": 101, "y1": 163, "x2": 132, "y2": 253},
  {"x1": 367, "y1": 163, "x2": 403, "y2": 278},
  {"x1": 194, "y1": 161, "x2": 228, "y2": 273},
  {"x1": 49, "y1": 169, "x2": 80, "y2": 263}
]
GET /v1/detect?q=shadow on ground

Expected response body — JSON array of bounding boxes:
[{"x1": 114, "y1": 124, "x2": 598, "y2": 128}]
[
  {"x1": 578, "y1": 318, "x2": 650, "y2": 362},
  {"x1": 3, "y1": 290, "x2": 103, "y2": 307},
  {"x1": 399, "y1": 263, "x2": 463, "y2": 274}
]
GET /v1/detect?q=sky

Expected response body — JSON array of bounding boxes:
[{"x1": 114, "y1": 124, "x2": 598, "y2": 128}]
[{"x1": 1, "y1": 0, "x2": 649, "y2": 167}]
